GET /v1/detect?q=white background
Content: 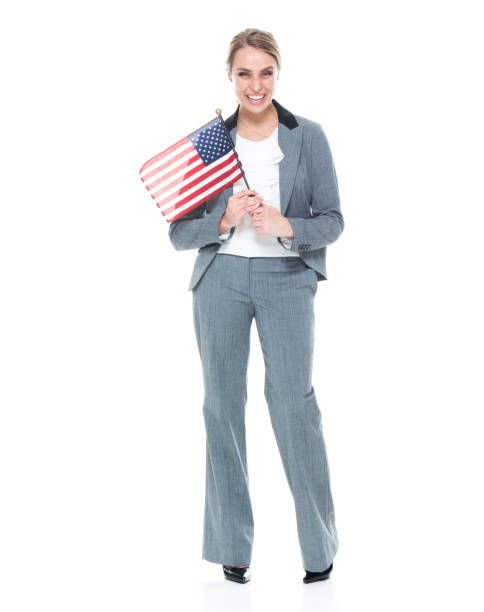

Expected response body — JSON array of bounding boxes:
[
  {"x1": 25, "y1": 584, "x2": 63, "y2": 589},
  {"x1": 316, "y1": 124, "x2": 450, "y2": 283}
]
[{"x1": 1, "y1": 1, "x2": 483, "y2": 611}]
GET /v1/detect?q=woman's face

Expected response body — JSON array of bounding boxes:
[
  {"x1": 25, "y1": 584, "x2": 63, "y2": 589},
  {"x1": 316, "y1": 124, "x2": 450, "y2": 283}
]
[{"x1": 228, "y1": 46, "x2": 279, "y2": 116}]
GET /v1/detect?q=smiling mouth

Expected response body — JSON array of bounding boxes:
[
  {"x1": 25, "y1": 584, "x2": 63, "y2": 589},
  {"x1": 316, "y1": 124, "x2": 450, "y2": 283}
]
[{"x1": 246, "y1": 94, "x2": 266, "y2": 104}]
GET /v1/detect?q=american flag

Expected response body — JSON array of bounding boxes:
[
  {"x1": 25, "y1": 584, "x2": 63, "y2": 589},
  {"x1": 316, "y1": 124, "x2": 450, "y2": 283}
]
[{"x1": 139, "y1": 115, "x2": 244, "y2": 223}]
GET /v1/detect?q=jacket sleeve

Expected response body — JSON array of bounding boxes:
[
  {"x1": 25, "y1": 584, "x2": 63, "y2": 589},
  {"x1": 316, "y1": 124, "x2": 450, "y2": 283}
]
[
  {"x1": 280, "y1": 123, "x2": 344, "y2": 252},
  {"x1": 167, "y1": 192, "x2": 235, "y2": 251},
  {"x1": 278, "y1": 237, "x2": 294, "y2": 250}
]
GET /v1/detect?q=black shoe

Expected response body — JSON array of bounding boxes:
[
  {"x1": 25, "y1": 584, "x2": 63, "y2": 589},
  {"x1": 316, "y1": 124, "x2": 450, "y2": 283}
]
[
  {"x1": 303, "y1": 561, "x2": 333, "y2": 583},
  {"x1": 222, "y1": 564, "x2": 251, "y2": 584}
]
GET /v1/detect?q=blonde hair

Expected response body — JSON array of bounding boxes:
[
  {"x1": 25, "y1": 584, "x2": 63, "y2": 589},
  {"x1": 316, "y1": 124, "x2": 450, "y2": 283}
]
[{"x1": 226, "y1": 28, "x2": 281, "y2": 74}]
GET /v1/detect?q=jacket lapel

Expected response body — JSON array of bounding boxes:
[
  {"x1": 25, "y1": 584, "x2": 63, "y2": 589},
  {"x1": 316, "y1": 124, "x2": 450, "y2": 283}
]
[{"x1": 222, "y1": 98, "x2": 302, "y2": 217}]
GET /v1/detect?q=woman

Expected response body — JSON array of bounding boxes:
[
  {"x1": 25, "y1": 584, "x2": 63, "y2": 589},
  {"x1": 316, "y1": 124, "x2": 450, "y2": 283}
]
[{"x1": 168, "y1": 28, "x2": 344, "y2": 584}]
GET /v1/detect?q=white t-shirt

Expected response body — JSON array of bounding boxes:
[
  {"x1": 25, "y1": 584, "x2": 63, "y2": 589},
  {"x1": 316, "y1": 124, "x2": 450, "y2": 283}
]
[{"x1": 217, "y1": 126, "x2": 298, "y2": 258}]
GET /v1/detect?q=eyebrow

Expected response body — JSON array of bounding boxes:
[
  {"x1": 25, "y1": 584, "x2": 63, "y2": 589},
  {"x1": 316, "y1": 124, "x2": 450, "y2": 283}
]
[{"x1": 235, "y1": 66, "x2": 274, "y2": 72}]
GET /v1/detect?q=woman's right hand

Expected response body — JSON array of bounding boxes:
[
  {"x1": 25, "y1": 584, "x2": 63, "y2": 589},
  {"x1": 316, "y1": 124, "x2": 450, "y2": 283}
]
[{"x1": 222, "y1": 189, "x2": 263, "y2": 229}]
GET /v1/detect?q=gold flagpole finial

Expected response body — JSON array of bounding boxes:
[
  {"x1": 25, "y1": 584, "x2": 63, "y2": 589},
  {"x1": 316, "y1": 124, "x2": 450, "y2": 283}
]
[{"x1": 215, "y1": 108, "x2": 222, "y2": 115}]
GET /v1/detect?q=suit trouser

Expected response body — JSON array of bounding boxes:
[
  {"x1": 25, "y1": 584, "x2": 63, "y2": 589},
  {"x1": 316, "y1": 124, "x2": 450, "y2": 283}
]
[{"x1": 191, "y1": 253, "x2": 339, "y2": 572}]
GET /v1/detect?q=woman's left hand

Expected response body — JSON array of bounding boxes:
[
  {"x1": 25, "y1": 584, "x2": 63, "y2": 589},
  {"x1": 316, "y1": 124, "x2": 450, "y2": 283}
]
[{"x1": 248, "y1": 202, "x2": 294, "y2": 239}]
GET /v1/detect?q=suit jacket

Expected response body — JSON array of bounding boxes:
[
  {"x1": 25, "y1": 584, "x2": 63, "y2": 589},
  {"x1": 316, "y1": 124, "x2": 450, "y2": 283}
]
[{"x1": 168, "y1": 98, "x2": 344, "y2": 292}]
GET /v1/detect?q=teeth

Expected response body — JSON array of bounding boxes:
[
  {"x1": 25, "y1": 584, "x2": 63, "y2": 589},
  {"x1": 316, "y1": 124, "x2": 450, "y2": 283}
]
[{"x1": 248, "y1": 95, "x2": 264, "y2": 100}]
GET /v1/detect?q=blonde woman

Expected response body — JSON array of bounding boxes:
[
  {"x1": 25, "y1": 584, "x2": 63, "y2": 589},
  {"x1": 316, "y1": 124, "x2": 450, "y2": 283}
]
[{"x1": 169, "y1": 28, "x2": 344, "y2": 584}]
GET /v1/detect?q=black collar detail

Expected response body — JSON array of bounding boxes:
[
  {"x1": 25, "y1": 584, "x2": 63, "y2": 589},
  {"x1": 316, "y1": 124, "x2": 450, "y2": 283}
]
[{"x1": 224, "y1": 98, "x2": 299, "y2": 131}]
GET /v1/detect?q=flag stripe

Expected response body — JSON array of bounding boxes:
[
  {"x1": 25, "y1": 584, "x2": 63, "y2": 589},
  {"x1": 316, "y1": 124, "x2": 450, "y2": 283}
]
[
  {"x1": 166, "y1": 170, "x2": 243, "y2": 222},
  {"x1": 139, "y1": 136, "x2": 191, "y2": 176},
  {"x1": 140, "y1": 142, "x2": 196, "y2": 184},
  {"x1": 146, "y1": 150, "x2": 202, "y2": 193},
  {"x1": 162, "y1": 164, "x2": 242, "y2": 215},
  {"x1": 151, "y1": 158, "x2": 205, "y2": 201},
  {"x1": 153, "y1": 151, "x2": 237, "y2": 206},
  {"x1": 149, "y1": 148, "x2": 234, "y2": 198}
]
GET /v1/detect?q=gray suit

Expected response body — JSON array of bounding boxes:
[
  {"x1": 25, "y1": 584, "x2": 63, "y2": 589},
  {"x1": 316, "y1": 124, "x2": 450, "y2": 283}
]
[
  {"x1": 169, "y1": 99, "x2": 343, "y2": 572},
  {"x1": 168, "y1": 98, "x2": 344, "y2": 291}
]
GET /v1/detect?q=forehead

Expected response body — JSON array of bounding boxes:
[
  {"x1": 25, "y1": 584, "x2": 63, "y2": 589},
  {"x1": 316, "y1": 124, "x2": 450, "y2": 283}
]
[{"x1": 233, "y1": 46, "x2": 276, "y2": 69}]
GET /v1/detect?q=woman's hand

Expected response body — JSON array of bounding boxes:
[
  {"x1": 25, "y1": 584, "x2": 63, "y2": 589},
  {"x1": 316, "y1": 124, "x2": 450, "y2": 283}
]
[
  {"x1": 248, "y1": 202, "x2": 294, "y2": 238},
  {"x1": 220, "y1": 189, "x2": 263, "y2": 231}
]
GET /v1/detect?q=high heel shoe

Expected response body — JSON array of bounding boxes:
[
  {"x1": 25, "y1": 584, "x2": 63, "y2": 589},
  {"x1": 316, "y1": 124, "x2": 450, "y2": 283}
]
[
  {"x1": 222, "y1": 564, "x2": 251, "y2": 584},
  {"x1": 303, "y1": 561, "x2": 333, "y2": 583}
]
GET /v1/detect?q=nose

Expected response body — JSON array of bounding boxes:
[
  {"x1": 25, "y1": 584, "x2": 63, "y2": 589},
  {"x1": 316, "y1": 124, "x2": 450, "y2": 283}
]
[{"x1": 249, "y1": 77, "x2": 263, "y2": 91}]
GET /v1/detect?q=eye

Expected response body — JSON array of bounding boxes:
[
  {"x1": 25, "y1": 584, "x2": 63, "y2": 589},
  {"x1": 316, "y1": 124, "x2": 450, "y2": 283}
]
[{"x1": 238, "y1": 71, "x2": 273, "y2": 77}]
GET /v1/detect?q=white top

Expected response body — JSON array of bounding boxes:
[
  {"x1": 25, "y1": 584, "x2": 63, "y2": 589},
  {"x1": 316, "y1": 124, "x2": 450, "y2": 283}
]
[{"x1": 216, "y1": 126, "x2": 298, "y2": 257}]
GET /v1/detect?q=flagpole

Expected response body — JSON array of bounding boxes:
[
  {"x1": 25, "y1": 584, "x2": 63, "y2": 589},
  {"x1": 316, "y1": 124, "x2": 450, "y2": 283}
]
[{"x1": 215, "y1": 108, "x2": 251, "y2": 191}]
